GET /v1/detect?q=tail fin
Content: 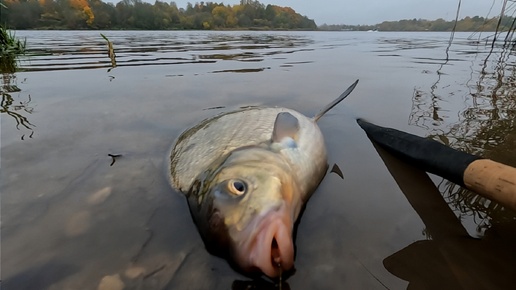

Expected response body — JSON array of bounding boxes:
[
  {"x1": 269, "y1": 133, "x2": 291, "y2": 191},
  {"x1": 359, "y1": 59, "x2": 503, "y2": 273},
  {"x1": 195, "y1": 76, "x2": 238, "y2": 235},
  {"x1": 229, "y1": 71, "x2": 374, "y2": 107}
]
[{"x1": 313, "y1": 79, "x2": 359, "y2": 122}]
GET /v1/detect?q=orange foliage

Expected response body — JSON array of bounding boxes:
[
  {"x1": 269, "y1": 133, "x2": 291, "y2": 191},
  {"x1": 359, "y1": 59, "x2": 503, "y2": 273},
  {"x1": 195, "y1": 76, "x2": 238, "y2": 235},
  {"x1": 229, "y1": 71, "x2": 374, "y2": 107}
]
[
  {"x1": 273, "y1": 6, "x2": 295, "y2": 16},
  {"x1": 69, "y1": 0, "x2": 95, "y2": 25}
]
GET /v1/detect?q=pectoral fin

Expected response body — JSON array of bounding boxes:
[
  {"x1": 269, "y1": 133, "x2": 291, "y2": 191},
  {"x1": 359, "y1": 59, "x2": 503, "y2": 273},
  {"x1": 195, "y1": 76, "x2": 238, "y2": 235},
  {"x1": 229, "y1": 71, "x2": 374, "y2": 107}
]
[{"x1": 272, "y1": 112, "x2": 300, "y2": 143}]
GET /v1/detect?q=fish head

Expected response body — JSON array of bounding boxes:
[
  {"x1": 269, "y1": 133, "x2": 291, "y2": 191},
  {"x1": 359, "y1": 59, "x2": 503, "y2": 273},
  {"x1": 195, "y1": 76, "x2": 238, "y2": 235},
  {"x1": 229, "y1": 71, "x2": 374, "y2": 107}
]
[{"x1": 187, "y1": 146, "x2": 302, "y2": 278}]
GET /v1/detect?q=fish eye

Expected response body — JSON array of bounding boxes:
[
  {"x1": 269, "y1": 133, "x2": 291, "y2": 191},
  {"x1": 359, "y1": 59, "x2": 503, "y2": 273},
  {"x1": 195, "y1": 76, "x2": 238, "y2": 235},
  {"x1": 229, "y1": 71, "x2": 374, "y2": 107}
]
[{"x1": 227, "y1": 179, "x2": 247, "y2": 196}]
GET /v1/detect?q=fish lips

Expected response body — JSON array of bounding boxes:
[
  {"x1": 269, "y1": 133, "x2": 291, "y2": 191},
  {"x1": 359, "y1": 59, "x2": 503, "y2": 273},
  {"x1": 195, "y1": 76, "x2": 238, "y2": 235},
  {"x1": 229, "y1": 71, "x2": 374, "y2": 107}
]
[{"x1": 233, "y1": 205, "x2": 295, "y2": 278}]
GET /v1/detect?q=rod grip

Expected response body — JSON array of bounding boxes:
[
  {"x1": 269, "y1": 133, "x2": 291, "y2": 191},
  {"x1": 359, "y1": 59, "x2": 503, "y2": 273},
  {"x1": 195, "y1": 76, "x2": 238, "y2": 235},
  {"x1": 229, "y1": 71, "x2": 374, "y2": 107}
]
[{"x1": 464, "y1": 159, "x2": 516, "y2": 212}]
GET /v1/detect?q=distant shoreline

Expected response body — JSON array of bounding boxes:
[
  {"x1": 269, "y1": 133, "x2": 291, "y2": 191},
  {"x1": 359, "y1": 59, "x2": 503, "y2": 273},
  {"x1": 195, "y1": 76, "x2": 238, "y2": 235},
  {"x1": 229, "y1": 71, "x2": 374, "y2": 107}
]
[
  {"x1": 318, "y1": 16, "x2": 511, "y2": 32},
  {"x1": 11, "y1": 28, "x2": 504, "y2": 32},
  {"x1": 3, "y1": 0, "x2": 510, "y2": 33}
]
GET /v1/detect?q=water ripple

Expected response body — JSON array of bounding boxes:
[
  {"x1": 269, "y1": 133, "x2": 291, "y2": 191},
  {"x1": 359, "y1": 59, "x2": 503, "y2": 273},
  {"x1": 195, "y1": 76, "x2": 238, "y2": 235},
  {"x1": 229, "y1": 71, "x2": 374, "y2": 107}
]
[{"x1": 18, "y1": 31, "x2": 315, "y2": 73}]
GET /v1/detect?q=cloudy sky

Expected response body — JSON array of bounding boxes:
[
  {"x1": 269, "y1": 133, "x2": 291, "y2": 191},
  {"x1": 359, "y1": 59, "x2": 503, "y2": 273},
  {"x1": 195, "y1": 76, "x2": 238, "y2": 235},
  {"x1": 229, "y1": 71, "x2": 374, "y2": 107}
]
[{"x1": 106, "y1": 0, "x2": 507, "y2": 25}]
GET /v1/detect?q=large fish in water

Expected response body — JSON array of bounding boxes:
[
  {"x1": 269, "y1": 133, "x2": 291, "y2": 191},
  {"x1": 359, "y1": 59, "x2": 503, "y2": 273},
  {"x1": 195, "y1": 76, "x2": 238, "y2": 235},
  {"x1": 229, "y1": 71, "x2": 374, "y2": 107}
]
[{"x1": 168, "y1": 80, "x2": 359, "y2": 278}]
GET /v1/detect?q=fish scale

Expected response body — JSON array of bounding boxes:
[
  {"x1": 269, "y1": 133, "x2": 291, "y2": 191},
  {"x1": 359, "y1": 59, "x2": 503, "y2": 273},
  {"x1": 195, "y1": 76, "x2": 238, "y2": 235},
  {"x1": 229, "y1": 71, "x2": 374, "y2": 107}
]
[
  {"x1": 169, "y1": 106, "x2": 327, "y2": 199},
  {"x1": 170, "y1": 107, "x2": 289, "y2": 192}
]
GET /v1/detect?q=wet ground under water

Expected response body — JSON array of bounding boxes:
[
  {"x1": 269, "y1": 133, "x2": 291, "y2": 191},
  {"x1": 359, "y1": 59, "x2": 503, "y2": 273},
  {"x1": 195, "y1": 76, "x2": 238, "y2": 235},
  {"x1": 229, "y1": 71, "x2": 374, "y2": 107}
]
[{"x1": 2, "y1": 30, "x2": 516, "y2": 289}]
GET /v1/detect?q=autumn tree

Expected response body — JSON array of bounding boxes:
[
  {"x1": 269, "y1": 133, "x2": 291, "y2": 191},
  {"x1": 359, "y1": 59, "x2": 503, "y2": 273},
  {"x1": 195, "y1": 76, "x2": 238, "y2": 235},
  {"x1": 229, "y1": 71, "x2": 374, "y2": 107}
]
[
  {"x1": 2, "y1": 0, "x2": 317, "y2": 30},
  {"x1": 88, "y1": 0, "x2": 116, "y2": 29},
  {"x1": 69, "y1": 0, "x2": 94, "y2": 25}
]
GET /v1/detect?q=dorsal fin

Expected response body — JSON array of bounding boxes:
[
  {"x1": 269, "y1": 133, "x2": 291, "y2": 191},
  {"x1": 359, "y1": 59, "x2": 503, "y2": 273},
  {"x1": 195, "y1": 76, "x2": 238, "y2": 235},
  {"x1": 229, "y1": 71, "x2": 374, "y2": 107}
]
[
  {"x1": 272, "y1": 112, "x2": 300, "y2": 142},
  {"x1": 313, "y1": 79, "x2": 359, "y2": 122}
]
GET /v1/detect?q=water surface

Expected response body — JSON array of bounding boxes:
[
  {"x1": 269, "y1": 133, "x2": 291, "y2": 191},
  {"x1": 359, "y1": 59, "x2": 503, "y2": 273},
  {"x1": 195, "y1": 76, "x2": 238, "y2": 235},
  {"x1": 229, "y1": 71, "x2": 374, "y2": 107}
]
[{"x1": 2, "y1": 30, "x2": 515, "y2": 289}]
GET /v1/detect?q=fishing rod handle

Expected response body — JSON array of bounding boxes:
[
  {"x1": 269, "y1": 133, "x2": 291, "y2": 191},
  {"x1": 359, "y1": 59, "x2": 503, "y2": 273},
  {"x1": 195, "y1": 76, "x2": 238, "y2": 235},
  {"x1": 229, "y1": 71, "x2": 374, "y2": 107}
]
[{"x1": 464, "y1": 159, "x2": 516, "y2": 212}]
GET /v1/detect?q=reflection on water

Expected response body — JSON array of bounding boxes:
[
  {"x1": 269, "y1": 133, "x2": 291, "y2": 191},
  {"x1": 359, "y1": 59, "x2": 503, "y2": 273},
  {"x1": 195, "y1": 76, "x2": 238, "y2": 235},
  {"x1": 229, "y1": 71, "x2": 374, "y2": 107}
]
[
  {"x1": 232, "y1": 279, "x2": 290, "y2": 290},
  {"x1": 373, "y1": 144, "x2": 516, "y2": 289},
  {"x1": 2, "y1": 31, "x2": 516, "y2": 289},
  {"x1": 404, "y1": 31, "x2": 516, "y2": 235},
  {"x1": 212, "y1": 67, "x2": 270, "y2": 73},
  {"x1": 18, "y1": 31, "x2": 314, "y2": 72},
  {"x1": 1, "y1": 73, "x2": 35, "y2": 139}
]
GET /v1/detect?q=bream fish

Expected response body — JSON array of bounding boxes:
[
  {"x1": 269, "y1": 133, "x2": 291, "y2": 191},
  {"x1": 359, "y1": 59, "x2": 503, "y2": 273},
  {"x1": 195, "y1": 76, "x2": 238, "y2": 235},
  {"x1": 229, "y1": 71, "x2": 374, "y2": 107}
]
[{"x1": 168, "y1": 80, "x2": 359, "y2": 278}]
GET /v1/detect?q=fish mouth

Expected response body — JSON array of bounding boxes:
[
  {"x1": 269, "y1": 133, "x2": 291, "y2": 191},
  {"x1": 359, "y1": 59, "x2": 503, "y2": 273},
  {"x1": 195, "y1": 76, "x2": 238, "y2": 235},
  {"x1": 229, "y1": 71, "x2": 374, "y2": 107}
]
[{"x1": 235, "y1": 205, "x2": 294, "y2": 278}]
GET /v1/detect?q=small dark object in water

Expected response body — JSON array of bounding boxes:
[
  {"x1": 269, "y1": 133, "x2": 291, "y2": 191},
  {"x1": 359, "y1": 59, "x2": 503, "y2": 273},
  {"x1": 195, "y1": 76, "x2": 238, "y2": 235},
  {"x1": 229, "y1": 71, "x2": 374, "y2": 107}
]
[
  {"x1": 203, "y1": 106, "x2": 226, "y2": 110},
  {"x1": 330, "y1": 163, "x2": 344, "y2": 179},
  {"x1": 108, "y1": 153, "x2": 122, "y2": 166}
]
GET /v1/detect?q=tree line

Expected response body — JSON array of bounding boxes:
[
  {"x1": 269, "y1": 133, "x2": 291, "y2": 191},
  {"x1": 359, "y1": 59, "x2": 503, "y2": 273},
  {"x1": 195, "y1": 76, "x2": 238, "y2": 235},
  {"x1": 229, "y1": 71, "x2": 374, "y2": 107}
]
[
  {"x1": 319, "y1": 16, "x2": 516, "y2": 32},
  {"x1": 0, "y1": 0, "x2": 317, "y2": 30}
]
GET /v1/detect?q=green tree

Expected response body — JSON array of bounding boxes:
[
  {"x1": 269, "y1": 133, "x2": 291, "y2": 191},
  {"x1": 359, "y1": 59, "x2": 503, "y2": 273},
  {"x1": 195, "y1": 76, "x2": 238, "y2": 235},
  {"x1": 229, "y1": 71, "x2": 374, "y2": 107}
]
[
  {"x1": 430, "y1": 18, "x2": 453, "y2": 31},
  {"x1": 212, "y1": 5, "x2": 231, "y2": 28},
  {"x1": 90, "y1": 0, "x2": 116, "y2": 29},
  {"x1": 115, "y1": 0, "x2": 134, "y2": 28},
  {"x1": 5, "y1": 0, "x2": 42, "y2": 29},
  {"x1": 132, "y1": 0, "x2": 155, "y2": 29}
]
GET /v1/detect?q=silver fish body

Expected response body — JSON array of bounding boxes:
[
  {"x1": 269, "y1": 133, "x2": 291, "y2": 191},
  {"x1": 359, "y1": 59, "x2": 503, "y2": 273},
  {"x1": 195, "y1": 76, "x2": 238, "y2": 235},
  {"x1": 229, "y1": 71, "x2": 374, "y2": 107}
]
[
  {"x1": 168, "y1": 80, "x2": 358, "y2": 278},
  {"x1": 170, "y1": 107, "x2": 326, "y2": 198}
]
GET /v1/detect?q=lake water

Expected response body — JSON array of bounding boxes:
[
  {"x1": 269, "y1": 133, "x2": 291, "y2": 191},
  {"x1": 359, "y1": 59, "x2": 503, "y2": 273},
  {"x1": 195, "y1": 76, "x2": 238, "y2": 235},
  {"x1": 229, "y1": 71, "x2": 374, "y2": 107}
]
[{"x1": 2, "y1": 30, "x2": 515, "y2": 289}]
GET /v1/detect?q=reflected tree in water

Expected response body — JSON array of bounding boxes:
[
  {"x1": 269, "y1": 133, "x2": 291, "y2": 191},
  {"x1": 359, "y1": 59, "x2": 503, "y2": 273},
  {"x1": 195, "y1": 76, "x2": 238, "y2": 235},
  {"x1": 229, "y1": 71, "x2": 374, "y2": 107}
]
[
  {"x1": 1, "y1": 25, "x2": 35, "y2": 138},
  {"x1": 1, "y1": 73, "x2": 35, "y2": 139},
  {"x1": 380, "y1": 151, "x2": 516, "y2": 290},
  {"x1": 409, "y1": 26, "x2": 516, "y2": 232}
]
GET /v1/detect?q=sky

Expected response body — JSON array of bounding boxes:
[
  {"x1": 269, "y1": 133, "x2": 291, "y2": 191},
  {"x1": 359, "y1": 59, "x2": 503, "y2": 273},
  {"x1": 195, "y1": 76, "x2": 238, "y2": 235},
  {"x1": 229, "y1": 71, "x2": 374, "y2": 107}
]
[{"x1": 104, "y1": 0, "x2": 507, "y2": 25}]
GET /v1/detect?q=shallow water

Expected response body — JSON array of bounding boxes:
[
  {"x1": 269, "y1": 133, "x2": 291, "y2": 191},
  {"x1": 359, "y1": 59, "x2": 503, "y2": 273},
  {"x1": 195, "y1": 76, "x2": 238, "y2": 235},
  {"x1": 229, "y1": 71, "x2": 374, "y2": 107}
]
[{"x1": 2, "y1": 30, "x2": 515, "y2": 289}]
